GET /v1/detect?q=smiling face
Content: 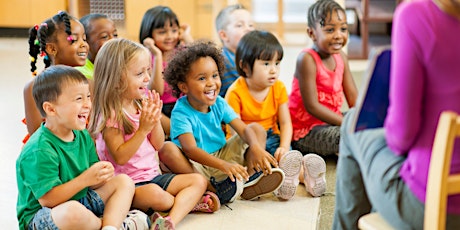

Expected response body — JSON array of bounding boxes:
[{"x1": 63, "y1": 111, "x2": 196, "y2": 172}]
[
  {"x1": 48, "y1": 19, "x2": 88, "y2": 67},
  {"x1": 86, "y1": 18, "x2": 118, "y2": 63},
  {"x1": 308, "y1": 9, "x2": 348, "y2": 56},
  {"x1": 244, "y1": 53, "x2": 281, "y2": 90},
  {"x1": 122, "y1": 50, "x2": 151, "y2": 104},
  {"x1": 219, "y1": 9, "x2": 255, "y2": 53},
  {"x1": 179, "y1": 56, "x2": 221, "y2": 113},
  {"x1": 152, "y1": 20, "x2": 180, "y2": 53},
  {"x1": 44, "y1": 80, "x2": 91, "y2": 141}
]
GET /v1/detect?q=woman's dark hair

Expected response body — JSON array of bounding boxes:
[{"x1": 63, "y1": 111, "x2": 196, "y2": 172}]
[
  {"x1": 307, "y1": 0, "x2": 345, "y2": 28},
  {"x1": 235, "y1": 30, "x2": 283, "y2": 78},
  {"x1": 28, "y1": 11, "x2": 74, "y2": 75},
  {"x1": 139, "y1": 6, "x2": 180, "y2": 43},
  {"x1": 163, "y1": 40, "x2": 224, "y2": 98}
]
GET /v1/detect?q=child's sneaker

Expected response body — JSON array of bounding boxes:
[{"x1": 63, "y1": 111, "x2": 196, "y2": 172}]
[
  {"x1": 121, "y1": 209, "x2": 151, "y2": 230},
  {"x1": 302, "y1": 153, "x2": 326, "y2": 197},
  {"x1": 274, "y1": 150, "x2": 303, "y2": 200},
  {"x1": 191, "y1": 191, "x2": 220, "y2": 213},
  {"x1": 210, "y1": 176, "x2": 244, "y2": 204},
  {"x1": 241, "y1": 168, "x2": 285, "y2": 200},
  {"x1": 149, "y1": 212, "x2": 174, "y2": 230}
]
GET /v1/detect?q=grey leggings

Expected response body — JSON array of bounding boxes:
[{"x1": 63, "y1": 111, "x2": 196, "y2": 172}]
[{"x1": 291, "y1": 124, "x2": 340, "y2": 156}]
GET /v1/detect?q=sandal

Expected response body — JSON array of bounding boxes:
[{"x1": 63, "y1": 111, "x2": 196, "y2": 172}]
[
  {"x1": 191, "y1": 191, "x2": 220, "y2": 213},
  {"x1": 150, "y1": 212, "x2": 174, "y2": 230}
]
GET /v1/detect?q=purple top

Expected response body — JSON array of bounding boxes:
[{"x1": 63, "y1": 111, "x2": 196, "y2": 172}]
[{"x1": 384, "y1": 0, "x2": 460, "y2": 213}]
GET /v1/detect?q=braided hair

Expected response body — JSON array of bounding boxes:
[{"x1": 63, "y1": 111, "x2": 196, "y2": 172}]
[
  {"x1": 28, "y1": 11, "x2": 73, "y2": 76},
  {"x1": 307, "y1": 0, "x2": 345, "y2": 29}
]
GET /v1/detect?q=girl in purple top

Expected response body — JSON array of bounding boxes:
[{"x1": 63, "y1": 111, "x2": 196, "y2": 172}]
[{"x1": 333, "y1": 0, "x2": 460, "y2": 229}]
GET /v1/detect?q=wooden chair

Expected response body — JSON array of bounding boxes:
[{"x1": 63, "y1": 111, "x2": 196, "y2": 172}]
[
  {"x1": 346, "y1": 0, "x2": 401, "y2": 59},
  {"x1": 358, "y1": 111, "x2": 460, "y2": 229}
]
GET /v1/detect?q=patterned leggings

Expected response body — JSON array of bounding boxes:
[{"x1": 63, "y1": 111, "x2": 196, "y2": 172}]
[{"x1": 291, "y1": 124, "x2": 340, "y2": 156}]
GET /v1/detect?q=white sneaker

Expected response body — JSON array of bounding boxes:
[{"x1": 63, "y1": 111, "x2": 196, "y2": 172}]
[
  {"x1": 274, "y1": 150, "x2": 303, "y2": 200},
  {"x1": 302, "y1": 154, "x2": 326, "y2": 197},
  {"x1": 121, "y1": 209, "x2": 150, "y2": 230}
]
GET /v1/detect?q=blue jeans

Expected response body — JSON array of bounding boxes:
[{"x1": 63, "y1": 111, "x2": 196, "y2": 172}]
[
  {"x1": 135, "y1": 173, "x2": 176, "y2": 191},
  {"x1": 265, "y1": 129, "x2": 281, "y2": 156},
  {"x1": 28, "y1": 189, "x2": 104, "y2": 230},
  {"x1": 333, "y1": 108, "x2": 460, "y2": 230}
]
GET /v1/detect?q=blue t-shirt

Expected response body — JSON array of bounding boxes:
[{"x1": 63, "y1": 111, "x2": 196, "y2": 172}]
[
  {"x1": 171, "y1": 96, "x2": 237, "y2": 153},
  {"x1": 219, "y1": 47, "x2": 239, "y2": 97}
]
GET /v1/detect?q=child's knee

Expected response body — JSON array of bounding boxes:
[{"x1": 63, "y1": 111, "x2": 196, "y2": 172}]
[
  {"x1": 247, "y1": 122, "x2": 267, "y2": 138},
  {"x1": 112, "y1": 174, "x2": 135, "y2": 193},
  {"x1": 53, "y1": 200, "x2": 89, "y2": 223},
  {"x1": 159, "y1": 141, "x2": 181, "y2": 159}
]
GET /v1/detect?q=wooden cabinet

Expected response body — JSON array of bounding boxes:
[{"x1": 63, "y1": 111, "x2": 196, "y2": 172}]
[{"x1": 0, "y1": 0, "x2": 67, "y2": 28}]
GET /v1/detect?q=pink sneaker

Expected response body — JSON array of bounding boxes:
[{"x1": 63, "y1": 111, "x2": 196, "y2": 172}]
[
  {"x1": 150, "y1": 212, "x2": 174, "y2": 230},
  {"x1": 302, "y1": 154, "x2": 326, "y2": 197},
  {"x1": 274, "y1": 150, "x2": 302, "y2": 200}
]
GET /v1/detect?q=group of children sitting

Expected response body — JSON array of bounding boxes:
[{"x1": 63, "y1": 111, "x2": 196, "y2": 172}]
[{"x1": 17, "y1": 0, "x2": 353, "y2": 229}]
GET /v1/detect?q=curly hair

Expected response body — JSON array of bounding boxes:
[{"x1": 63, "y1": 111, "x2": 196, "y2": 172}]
[
  {"x1": 307, "y1": 0, "x2": 345, "y2": 28},
  {"x1": 163, "y1": 40, "x2": 224, "y2": 98}
]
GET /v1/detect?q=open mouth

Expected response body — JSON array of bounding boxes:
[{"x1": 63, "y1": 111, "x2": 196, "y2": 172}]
[{"x1": 205, "y1": 90, "x2": 216, "y2": 99}]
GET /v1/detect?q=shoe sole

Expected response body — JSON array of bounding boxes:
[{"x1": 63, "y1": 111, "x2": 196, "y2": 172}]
[
  {"x1": 276, "y1": 150, "x2": 303, "y2": 200},
  {"x1": 303, "y1": 154, "x2": 326, "y2": 197},
  {"x1": 228, "y1": 179, "x2": 244, "y2": 203},
  {"x1": 241, "y1": 169, "x2": 285, "y2": 200}
]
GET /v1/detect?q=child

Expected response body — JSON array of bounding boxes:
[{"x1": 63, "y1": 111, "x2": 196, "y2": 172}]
[
  {"x1": 215, "y1": 4, "x2": 255, "y2": 97},
  {"x1": 160, "y1": 40, "x2": 285, "y2": 204},
  {"x1": 75, "y1": 13, "x2": 118, "y2": 83},
  {"x1": 226, "y1": 30, "x2": 326, "y2": 199},
  {"x1": 334, "y1": 0, "x2": 460, "y2": 229},
  {"x1": 139, "y1": 6, "x2": 193, "y2": 138},
  {"x1": 24, "y1": 11, "x2": 88, "y2": 140},
  {"x1": 88, "y1": 38, "x2": 216, "y2": 230},
  {"x1": 16, "y1": 65, "x2": 148, "y2": 230},
  {"x1": 288, "y1": 0, "x2": 358, "y2": 156}
]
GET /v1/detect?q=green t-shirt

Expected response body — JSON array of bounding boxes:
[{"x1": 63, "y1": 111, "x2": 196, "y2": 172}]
[
  {"x1": 16, "y1": 124, "x2": 99, "y2": 230},
  {"x1": 75, "y1": 58, "x2": 94, "y2": 80}
]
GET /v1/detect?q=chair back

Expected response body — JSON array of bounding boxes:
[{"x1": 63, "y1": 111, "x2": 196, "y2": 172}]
[{"x1": 425, "y1": 111, "x2": 460, "y2": 229}]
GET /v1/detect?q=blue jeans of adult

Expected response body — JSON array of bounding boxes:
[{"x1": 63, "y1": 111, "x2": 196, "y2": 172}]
[{"x1": 333, "y1": 108, "x2": 460, "y2": 230}]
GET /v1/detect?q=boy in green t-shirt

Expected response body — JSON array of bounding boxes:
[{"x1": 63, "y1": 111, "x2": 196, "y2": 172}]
[{"x1": 16, "y1": 65, "x2": 148, "y2": 230}]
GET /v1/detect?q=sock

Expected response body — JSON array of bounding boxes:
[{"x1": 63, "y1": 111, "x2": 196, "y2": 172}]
[{"x1": 101, "y1": 226, "x2": 117, "y2": 230}]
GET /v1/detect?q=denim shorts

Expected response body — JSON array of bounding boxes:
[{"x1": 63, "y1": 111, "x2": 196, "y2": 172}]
[
  {"x1": 28, "y1": 189, "x2": 104, "y2": 230},
  {"x1": 265, "y1": 129, "x2": 292, "y2": 156},
  {"x1": 135, "y1": 173, "x2": 176, "y2": 191}
]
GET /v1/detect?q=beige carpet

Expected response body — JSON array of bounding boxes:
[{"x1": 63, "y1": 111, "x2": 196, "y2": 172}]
[{"x1": 318, "y1": 155, "x2": 338, "y2": 230}]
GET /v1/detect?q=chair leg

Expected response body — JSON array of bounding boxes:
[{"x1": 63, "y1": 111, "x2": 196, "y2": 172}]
[{"x1": 360, "y1": 20, "x2": 369, "y2": 59}]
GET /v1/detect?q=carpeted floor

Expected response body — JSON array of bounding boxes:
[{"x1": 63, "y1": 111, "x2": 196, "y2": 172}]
[{"x1": 318, "y1": 155, "x2": 339, "y2": 230}]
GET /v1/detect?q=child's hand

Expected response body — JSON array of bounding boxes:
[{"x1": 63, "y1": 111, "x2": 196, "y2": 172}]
[
  {"x1": 179, "y1": 24, "x2": 193, "y2": 44},
  {"x1": 143, "y1": 37, "x2": 162, "y2": 57},
  {"x1": 83, "y1": 161, "x2": 114, "y2": 186},
  {"x1": 139, "y1": 90, "x2": 163, "y2": 134},
  {"x1": 221, "y1": 161, "x2": 249, "y2": 182},
  {"x1": 246, "y1": 146, "x2": 278, "y2": 175},
  {"x1": 274, "y1": 147, "x2": 288, "y2": 162}
]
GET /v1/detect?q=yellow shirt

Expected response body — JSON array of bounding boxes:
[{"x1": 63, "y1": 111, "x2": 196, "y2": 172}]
[{"x1": 225, "y1": 77, "x2": 288, "y2": 138}]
